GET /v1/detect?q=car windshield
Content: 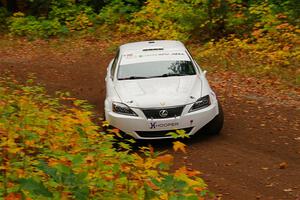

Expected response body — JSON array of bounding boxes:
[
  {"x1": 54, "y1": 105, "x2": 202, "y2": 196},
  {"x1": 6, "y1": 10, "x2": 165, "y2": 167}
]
[{"x1": 118, "y1": 60, "x2": 196, "y2": 80}]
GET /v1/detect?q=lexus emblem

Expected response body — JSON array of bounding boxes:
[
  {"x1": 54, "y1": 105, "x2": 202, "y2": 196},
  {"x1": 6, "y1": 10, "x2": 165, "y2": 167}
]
[{"x1": 159, "y1": 110, "x2": 168, "y2": 118}]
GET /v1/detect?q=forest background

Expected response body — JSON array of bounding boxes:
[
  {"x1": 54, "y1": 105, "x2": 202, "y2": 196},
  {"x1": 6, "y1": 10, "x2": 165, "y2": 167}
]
[{"x1": 0, "y1": 0, "x2": 299, "y2": 84}]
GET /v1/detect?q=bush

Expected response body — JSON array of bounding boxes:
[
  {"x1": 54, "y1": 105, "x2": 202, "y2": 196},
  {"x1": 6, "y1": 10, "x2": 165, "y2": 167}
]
[
  {"x1": 0, "y1": 77, "x2": 209, "y2": 199},
  {"x1": 49, "y1": 3, "x2": 96, "y2": 31},
  {"x1": 193, "y1": 25, "x2": 300, "y2": 85},
  {"x1": 0, "y1": 7, "x2": 9, "y2": 32},
  {"x1": 8, "y1": 2, "x2": 97, "y2": 38},
  {"x1": 119, "y1": 0, "x2": 205, "y2": 41},
  {"x1": 98, "y1": 0, "x2": 145, "y2": 25},
  {"x1": 8, "y1": 12, "x2": 67, "y2": 38}
]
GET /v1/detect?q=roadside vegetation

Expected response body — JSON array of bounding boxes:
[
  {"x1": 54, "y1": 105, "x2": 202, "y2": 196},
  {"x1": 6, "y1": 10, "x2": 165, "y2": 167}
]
[{"x1": 0, "y1": 77, "x2": 209, "y2": 199}]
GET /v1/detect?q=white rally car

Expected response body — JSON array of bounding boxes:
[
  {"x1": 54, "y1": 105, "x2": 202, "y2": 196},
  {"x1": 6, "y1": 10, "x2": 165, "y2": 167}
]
[{"x1": 104, "y1": 40, "x2": 223, "y2": 139}]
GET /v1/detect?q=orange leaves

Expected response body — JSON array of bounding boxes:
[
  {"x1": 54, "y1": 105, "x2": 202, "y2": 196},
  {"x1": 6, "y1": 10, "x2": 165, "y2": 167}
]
[
  {"x1": 175, "y1": 166, "x2": 201, "y2": 178},
  {"x1": 48, "y1": 157, "x2": 71, "y2": 167},
  {"x1": 173, "y1": 141, "x2": 187, "y2": 153},
  {"x1": 146, "y1": 180, "x2": 159, "y2": 190},
  {"x1": 275, "y1": 23, "x2": 295, "y2": 31},
  {"x1": 252, "y1": 29, "x2": 262, "y2": 38},
  {"x1": 16, "y1": 169, "x2": 26, "y2": 178},
  {"x1": 107, "y1": 128, "x2": 122, "y2": 138},
  {"x1": 120, "y1": 164, "x2": 131, "y2": 173},
  {"x1": 4, "y1": 193, "x2": 22, "y2": 200},
  {"x1": 156, "y1": 154, "x2": 173, "y2": 165},
  {"x1": 24, "y1": 140, "x2": 35, "y2": 147},
  {"x1": 174, "y1": 166, "x2": 206, "y2": 193}
]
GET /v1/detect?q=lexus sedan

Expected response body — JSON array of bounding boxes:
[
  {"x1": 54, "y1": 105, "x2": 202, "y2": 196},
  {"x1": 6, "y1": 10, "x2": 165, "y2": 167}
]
[{"x1": 104, "y1": 40, "x2": 223, "y2": 139}]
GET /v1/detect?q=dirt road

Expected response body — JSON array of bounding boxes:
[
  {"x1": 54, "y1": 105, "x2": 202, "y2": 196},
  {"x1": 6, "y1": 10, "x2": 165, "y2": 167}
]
[{"x1": 0, "y1": 39, "x2": 299, "y2": 199}]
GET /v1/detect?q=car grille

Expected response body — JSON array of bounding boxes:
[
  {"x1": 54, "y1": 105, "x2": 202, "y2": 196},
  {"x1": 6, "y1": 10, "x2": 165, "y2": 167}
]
[
  {"x1": 142, "y1": 106, "x2": 184, "y2": 119},
  {"x1": 136, "y1": 127, "x2": 193, "y2": 138}
]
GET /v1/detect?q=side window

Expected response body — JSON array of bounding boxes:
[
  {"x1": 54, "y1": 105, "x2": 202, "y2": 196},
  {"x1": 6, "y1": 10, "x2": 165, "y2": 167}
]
[
  {"x1": 185, "y1": 49, "x2": 202, "y2": 73},
  {"x1": 111, "y1": 49, "x2": 120, "y2": 79}
]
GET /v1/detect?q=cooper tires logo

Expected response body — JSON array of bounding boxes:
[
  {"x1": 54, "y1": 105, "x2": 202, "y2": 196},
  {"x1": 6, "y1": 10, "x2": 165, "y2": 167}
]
[
  {"x1": 149, "y1": 122, "x2": 179, "y2": 129},
  {"x1": 159, "y1": 110, "x2": 168, "y2": 118}
]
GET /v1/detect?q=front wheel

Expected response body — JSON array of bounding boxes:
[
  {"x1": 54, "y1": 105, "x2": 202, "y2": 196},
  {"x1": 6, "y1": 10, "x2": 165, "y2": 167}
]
[{"x1": 202, "y1": 102, "x2": 224, "y2": 135}]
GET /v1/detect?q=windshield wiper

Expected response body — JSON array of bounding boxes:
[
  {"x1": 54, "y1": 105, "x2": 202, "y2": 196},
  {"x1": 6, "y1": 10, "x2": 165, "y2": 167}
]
[
  {"x1": 119, "y1": 76, "x2": 149, "y2": 80},
  {"x1": 119, "y1": 74, "x2": 189, "y2": 80}
]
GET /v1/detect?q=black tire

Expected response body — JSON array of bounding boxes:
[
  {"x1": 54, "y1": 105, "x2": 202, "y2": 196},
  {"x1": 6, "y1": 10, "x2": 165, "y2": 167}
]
[{"x1": 202, "y1": 102, "x2": 224, "y2": 135}]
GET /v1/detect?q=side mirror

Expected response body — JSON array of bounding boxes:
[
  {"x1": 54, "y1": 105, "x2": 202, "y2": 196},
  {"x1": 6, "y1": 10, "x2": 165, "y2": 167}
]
[{"x1": 203, "y1": 70, "x2": 207, "y2": 76}]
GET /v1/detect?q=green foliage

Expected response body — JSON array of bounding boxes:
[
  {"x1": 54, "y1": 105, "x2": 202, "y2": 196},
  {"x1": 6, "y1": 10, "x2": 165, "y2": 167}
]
[
  {"x1": 0, "y1": 7, "x2": 9, "y2": 32},
  {"x1": 98, "y1": 0, "x2": 145, "y2": 25},
  {"x1": 7, "y1": 1, "x2": 97, "y2": 38},
  {"x1": 8, "y1": 12, "x2": 67, "y2": 38},
  {"x1": 3, "y1": 0, "x2": 300, "y2": 41},
  {"x1": 0, "y1": 77, "x2": 209, "y2": 199},
  {"x1": 119, "y1": 0, "x2": 205, "y2": 41},
  {"x1": 49, "y1": 2, "x2": 96, "y2": 31}
]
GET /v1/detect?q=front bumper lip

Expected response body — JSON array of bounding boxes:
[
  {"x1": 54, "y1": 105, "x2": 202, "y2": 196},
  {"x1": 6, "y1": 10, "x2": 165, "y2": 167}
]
[{"x1": 105, "y1": 100, "x2": 219, "y2": 139}]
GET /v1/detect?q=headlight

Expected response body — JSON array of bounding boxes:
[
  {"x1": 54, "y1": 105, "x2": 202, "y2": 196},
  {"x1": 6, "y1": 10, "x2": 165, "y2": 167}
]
[
  {"x1": 189, "y1": 95, "x2": 211, "y2": 112},
  {"x1": 112, "y1": 102, "x2": 137, "y2": 116}
]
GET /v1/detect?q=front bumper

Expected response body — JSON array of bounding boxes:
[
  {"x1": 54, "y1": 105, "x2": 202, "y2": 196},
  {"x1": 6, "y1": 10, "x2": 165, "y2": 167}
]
[{"x1": 105, "y1": 99, "x2": 219, "y2": 139}]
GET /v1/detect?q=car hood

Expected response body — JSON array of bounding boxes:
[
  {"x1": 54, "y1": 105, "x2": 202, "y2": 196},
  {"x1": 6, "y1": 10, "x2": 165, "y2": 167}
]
[{"x1": 114, "y1": 75, "x2": 202, "y2": 108}]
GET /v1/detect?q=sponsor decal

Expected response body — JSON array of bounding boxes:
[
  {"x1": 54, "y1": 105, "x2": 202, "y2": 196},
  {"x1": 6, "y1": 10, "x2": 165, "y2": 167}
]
[
  {"x1": 149, "y1": 122, "x2": 179, "y2": 129},
  {"x1": 123, "y1": 52, "x2": 185, "y2": 59}
]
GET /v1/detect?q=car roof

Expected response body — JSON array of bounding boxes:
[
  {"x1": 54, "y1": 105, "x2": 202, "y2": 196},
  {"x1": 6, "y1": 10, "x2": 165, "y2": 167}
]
[{"x1": 119, "y1": 40, "x2": 186, "y2": 53}]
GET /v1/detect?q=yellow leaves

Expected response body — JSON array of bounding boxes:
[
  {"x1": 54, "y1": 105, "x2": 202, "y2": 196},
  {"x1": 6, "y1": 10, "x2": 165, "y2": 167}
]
[
  {"x1": 0, "y1": 165, "x2": 8, "y2": 170},
  {"x1": 12, "y1": 12, "x2": 25, "y2": 17},
  {"x1": 0, "y1": 79, "x2": 209, "y2": 199},
  {"x1": 102, "y1": 121, "x2": 109, "y2": 127},
  {"x1": 195, "y1": 27, "x2": 299, "y2": 85},
  {"x1": 133, "y1": 153, "x2": 144, "y2": 167},
  {"x1": 84, "y1": 155, "x2": 95, "y2": 166},
  {"x1": 2, "y1": 138, "x2": 23, "y2": 154},
  {"x1": 144, "y1": 158, "x2": 158, "y2": 169},
  {"x1": 173, "y1": 141, "x2": 186, "y2": 153}
]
